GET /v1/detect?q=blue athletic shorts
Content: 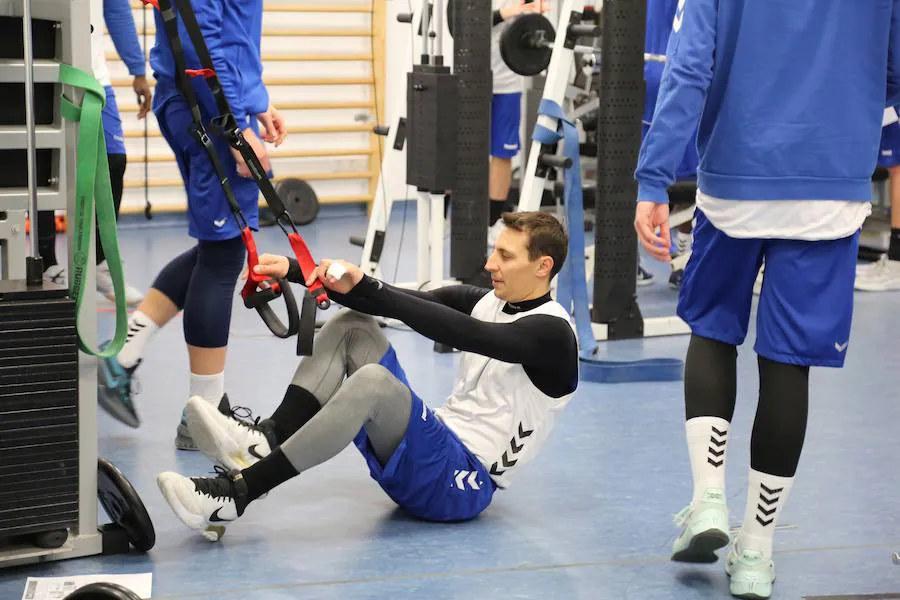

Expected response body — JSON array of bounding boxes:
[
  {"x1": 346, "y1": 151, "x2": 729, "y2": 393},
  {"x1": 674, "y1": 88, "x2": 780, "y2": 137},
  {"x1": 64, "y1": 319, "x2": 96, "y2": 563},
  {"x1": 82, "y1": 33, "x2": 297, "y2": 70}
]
[
  {"x1": 353, "y1": 346, "x2": 497, "y2": 522},
  {"x1": 677, "y1": 210, "x2": 859, "y2": 368},
  {"x1": 490, "y1": 92, "x2": 522, "y2": 159},
  {"x1": 154, "y1": 96, "x2": 261, "y2": 241},
  {"x1": 102, "y1": 85, "x2": 126, "y2": 155},
  {"x1": 878, "y1": 122, "x2": 900, "y2": 169}
]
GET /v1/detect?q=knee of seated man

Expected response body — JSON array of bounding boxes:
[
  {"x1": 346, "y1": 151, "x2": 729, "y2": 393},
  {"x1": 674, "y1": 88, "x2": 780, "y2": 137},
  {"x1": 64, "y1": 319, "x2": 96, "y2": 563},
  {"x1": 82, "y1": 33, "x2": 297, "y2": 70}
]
[
  {"x1": 324, "y1": 309, "x2": 378, "y2": 333},
  {"x1": 346, "y1": 363, "x2": 400, "y2": 392}
]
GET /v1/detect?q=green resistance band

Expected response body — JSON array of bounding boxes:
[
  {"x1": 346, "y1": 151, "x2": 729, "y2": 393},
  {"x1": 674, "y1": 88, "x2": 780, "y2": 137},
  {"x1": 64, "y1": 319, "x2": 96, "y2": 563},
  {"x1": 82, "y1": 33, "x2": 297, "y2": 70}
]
[{"x1": 58, "y1": 63, "x2": 128, "y2": 357}]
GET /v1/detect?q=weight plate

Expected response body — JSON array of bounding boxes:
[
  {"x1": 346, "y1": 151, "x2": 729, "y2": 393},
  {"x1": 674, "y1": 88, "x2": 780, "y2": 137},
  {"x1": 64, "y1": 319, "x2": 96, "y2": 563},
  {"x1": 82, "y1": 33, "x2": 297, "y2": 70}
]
[
  {"x1": 275, "y1": 178, "x2": 319, "y2": 225},
  {"x1": 97, "y1": 458, "x2": 156, "y2": 552},
  {"x1": 64, "y1": 581, "x2": 142, "y2": 599},
  {"x1": 499, "y1": 13, "x2": 555, "y2": 77},
  {"x1": 447, "y1": 0, "x2": 455, "y2": 37}
]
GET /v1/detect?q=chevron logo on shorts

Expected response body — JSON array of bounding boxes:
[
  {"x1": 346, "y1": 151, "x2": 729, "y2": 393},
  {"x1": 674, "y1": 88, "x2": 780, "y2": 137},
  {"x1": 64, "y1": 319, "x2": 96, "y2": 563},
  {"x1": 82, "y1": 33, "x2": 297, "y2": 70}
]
[{"x1": 453, "y1": 469, "x2": 481, "y2": 491}]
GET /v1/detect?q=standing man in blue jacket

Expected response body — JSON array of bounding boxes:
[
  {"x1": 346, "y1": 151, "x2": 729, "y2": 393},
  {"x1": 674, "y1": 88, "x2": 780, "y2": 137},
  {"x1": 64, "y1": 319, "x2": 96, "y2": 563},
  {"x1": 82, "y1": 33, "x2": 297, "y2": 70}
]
[
  {"x1": 634, "y1": 1, "x2": 899, "y2": 597},
  {"x1": 97, "y1": 0, "x2": 288, "y2": 447}
]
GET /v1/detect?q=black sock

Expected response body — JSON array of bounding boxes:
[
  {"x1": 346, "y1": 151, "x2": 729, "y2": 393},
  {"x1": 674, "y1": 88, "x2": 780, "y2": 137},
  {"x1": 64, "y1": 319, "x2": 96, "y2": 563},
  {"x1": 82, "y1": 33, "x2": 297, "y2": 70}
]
[
  {"x1": 489, "y1": 199, "x2": 506, "y2": 225},
  {"x1": 240, "y1": 447, "x2": 298, "y2": 504},
  {"x1": 889, "y1": 228, "x2": 900, "y2": 261},
  {"x1": 750, "y1": 356, "x2": 809, "y2": 477},
  {"x1": 266, "y1": 385, "x2": 322, "y2": 444},
  {"x1": 684, "y1": 335, "x2": 738, "y2": 421}
]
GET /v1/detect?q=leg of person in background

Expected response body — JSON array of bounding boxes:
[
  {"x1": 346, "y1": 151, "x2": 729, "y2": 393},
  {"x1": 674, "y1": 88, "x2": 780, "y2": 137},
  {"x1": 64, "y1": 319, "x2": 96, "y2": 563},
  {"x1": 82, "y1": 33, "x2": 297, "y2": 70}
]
[
  {"x1": 37, "y1": 210, "x2": 64, "y2": 285},
  {"x1": 668, "y1": 211, "x2": 762, "y2": 565},
  {"x1": 488, "y1": 92, "x2": 522, "y2": 248},
  {"x1": 856, "y1": 124, "x2": 900, "y2": 290},
  {"x1": 95, "y1": 84, "x2": 145, "y2": 305},
  {"x1": 96, "y1": 98, "x2": 262, "y2": 441}
]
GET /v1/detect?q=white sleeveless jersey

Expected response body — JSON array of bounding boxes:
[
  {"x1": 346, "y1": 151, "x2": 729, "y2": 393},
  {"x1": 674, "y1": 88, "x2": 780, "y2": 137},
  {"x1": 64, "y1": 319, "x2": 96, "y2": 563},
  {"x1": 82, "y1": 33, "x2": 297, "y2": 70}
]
[{"x1": 434, "y1": 292, "x2": 577, "y2": 489}]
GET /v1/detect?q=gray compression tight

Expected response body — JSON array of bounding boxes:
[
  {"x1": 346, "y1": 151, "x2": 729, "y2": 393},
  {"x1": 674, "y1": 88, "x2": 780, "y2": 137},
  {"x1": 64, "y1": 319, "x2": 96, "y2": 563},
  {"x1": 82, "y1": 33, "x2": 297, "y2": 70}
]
[{"x1": 278, "y1": 310, "x2": 412, "y2": 471}]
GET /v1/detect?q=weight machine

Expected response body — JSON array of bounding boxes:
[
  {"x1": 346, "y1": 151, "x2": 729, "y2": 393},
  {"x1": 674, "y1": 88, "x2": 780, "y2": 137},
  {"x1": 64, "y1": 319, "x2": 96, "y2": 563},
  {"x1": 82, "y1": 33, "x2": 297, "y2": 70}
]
[
  {"x1": 356, "y1": 0, "x2": 492, "y2": 292},
  {"x1": 502, "y1": 0, "x2": 684, "y2": 382},
  {"x1": 510, "y1": 0, "x2": 691, "y2": 351},
  {"x1": 0, "y1": 0, "x2": 154, "y2": 569}
]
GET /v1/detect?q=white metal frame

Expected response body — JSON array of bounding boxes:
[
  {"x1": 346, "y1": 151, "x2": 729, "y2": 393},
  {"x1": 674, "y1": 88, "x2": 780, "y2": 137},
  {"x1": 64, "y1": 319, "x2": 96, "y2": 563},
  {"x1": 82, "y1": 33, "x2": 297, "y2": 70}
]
[{"x1": 0, "y1": 0, "x2": 102, "y2": 568}]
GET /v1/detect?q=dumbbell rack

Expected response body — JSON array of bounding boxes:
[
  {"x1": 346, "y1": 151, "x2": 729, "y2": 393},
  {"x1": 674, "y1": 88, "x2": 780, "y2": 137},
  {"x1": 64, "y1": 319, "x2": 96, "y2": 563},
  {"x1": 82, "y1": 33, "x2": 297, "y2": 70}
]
[{"x1": 0, "y1": 0, "x2": 105, "y2": 567}]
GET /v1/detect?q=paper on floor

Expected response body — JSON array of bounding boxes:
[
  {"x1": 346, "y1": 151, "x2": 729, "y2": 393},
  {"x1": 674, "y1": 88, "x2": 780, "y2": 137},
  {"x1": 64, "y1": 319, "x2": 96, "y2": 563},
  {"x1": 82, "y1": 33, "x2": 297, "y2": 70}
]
[{"x1": 21, "y1": 573, "x2": 152, "y2": 600}]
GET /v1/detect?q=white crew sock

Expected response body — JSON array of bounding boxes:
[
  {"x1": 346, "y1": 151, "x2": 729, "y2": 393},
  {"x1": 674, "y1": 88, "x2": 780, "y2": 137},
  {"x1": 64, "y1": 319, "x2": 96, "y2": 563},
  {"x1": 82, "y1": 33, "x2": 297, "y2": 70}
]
[
  {"x1": 190, "y1": 371, "x2": 225, "y2": 406},
  {"x1": 677, "y1": 231, "x2": 693, "y2": 255},
  {"x1": 117, "y1": 310, "x2": 159, "y2": 369},
  {"x1": 737, "y1": 469, "x2": 794, "y2": 559},
  {"x1": 685, "y1": 417, "x2": 730, "y2": 504}
]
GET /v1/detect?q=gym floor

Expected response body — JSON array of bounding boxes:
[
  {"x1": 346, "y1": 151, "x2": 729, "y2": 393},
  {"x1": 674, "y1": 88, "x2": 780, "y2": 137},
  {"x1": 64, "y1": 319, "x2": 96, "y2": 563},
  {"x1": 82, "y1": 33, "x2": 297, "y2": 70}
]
[{"x1": 1, "y1": 205, "x2": 898, "y2": 599}]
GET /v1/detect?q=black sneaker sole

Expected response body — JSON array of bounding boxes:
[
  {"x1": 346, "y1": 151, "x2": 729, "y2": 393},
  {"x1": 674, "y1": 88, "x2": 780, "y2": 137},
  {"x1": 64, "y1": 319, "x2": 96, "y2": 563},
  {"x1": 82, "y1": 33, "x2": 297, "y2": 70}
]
[{"x1": 671, "y1": 529, "x2": 730, "y2": 564}]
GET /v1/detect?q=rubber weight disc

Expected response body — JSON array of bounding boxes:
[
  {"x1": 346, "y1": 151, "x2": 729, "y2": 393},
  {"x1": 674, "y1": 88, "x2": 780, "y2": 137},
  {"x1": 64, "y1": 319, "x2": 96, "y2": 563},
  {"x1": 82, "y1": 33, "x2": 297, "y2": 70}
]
[
  {"x1": 97, "y1": 458, "x2": 156, "y2": 552},
  {"x1": 499, "y1": 13, "x2": 555, "y2": 76},
  {"x1": 275, "y1": 178, "x2": 319, "y2": 225},
  {"x1": 64, "y1": 582, "x2": 141, "y2": 600}
]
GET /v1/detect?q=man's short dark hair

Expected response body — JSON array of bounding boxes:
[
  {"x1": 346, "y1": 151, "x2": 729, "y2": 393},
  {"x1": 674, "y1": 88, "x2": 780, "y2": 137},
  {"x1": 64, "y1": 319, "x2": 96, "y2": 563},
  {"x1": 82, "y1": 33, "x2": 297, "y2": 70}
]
[{"x1": 501, "y1": 211, "x2": 568, "y2": 278}]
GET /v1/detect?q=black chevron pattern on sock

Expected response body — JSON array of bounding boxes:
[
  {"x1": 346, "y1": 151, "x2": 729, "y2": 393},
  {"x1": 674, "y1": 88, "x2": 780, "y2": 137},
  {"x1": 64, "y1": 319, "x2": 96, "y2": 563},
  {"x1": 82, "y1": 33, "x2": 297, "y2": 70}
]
[
  {"x1": 490, "y1": 422, "x2": 534, "y2": 477},
  {"x1": 754, "y1": 482, "x2": 784, "y2": 527},
  {"x1": 706, "y1": 424, "x2": 728, "y2": 468}
]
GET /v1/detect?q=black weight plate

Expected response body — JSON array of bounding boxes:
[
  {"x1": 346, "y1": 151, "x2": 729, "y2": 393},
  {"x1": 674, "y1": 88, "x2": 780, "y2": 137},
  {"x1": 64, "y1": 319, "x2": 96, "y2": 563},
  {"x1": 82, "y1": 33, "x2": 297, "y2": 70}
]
[
  {"x1": 499, "y1": 13, "x2": 555, "y2": 76},
  {"x1": 447, "y1": 0, "x2": 455, "y2": 37},
  {"x1": 275, "y1": 178, "x2": 319, "y2": 225},
  {"x1": 97, "y1": 458, "x2": 155, "y2": 552},
  {"x1": 64, "y1": 581, "x2": 142, "y2": 600}
]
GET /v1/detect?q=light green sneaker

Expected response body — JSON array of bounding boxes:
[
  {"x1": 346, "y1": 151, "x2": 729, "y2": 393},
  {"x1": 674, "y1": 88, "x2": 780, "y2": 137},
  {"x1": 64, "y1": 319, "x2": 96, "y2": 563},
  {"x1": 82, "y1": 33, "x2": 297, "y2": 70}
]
[
  {"x1": 671, "y1": 488, "x2": 731, "y2": 563},
  {"x1": 726, "y1": 547, "x2": 775, "y2": 599}
]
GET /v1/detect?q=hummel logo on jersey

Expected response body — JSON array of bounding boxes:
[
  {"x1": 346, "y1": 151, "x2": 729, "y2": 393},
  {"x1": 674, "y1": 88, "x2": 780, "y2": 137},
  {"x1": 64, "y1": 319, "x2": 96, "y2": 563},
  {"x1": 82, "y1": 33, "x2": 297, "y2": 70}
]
[
  {"x1": 213, "y1": 218, "x2": 227, "y2": 228},
  {"x1": 834, "y1": 341, "x2": 849, "y2": 352},
  {"x1": 490, "y1": 422, "x2": 534, "y2": 477},
  {"x1": 673, "y1": 0, "x2": 686, "y2": 33},
  {"x1": 209, "y1": 507, "x2": 234, "y2": 523},
  {"x1": 453, "y1": 469, "x2": 481, "y2": 491}
]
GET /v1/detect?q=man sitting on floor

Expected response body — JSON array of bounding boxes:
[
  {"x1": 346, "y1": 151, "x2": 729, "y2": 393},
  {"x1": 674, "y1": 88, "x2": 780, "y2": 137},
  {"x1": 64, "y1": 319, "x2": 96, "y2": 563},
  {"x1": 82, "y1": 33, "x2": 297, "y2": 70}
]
[{"x1": 157, "y1": 211, "x2": 579, "y2": 538}]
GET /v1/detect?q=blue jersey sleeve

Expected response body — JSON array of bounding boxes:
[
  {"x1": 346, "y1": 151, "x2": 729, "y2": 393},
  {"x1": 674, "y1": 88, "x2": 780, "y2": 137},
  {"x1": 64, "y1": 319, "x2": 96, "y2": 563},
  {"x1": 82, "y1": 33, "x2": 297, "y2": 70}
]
[
  {"x1": 103, "y1": 0, "x2": 146, "y2": 77},
  {"x1": 190, "y1": 0, "x2": 248, "y2": 125},
  {"x1": 889, "y1": 0, "x2": 900, "y2": 106},
  {"x1": 635, "y1": 0, "x2": 717, "y2": 203}
]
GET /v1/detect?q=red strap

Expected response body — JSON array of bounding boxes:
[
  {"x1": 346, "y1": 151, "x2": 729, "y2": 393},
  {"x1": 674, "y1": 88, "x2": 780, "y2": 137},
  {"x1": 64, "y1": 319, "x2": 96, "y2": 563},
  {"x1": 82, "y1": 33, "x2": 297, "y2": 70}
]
[
  {"x1": 140, "y1": 0, "x2": 160, "y2": 9},
  {"x1": 287, "y1": 233, "x2": 328, "y2": 305},
  {"x1": 185, "y1": 68, "x2": 216, "y2": 79},
  {"x1": 239, "y1": 228, "x2": 281, "y2": 298}
]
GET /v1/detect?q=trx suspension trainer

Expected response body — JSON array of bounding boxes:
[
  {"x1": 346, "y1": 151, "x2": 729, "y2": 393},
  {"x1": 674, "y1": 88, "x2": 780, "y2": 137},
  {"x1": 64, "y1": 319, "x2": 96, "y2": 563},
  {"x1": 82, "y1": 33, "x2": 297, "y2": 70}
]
[{"x1": 142, "y1": 0, "x2": 328, "y2": 355}]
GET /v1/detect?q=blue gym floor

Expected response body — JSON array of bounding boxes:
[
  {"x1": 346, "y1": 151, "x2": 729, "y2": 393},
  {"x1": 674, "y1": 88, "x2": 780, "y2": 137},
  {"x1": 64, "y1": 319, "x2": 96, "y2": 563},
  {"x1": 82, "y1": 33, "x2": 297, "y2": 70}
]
[{"x1": 1, "y1": 205, "x2": 898, "y2": 599}]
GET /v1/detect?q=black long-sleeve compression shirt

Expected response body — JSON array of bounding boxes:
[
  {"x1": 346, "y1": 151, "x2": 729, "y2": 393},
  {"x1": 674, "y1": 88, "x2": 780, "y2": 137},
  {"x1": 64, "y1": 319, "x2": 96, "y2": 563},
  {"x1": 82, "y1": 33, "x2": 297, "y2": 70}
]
[{"x1": 285, "y1": 260, "x2": 578, "y2": 397}]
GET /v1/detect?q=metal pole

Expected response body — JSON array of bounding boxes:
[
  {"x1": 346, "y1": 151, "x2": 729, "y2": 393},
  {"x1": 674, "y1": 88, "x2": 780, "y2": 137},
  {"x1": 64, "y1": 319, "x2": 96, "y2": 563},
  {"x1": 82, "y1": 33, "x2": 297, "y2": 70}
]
[
  {"x1": 433, "y1": 0, "x2": 444, "y2": 65},
  {"x1": 23, "y1": 0, "x2": 43, "y2": 284}
]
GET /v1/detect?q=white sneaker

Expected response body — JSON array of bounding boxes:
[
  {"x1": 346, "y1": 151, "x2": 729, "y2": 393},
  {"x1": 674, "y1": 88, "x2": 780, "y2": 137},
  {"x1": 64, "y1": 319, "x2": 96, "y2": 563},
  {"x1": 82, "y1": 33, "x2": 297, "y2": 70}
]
[
  {"x1": 157, "y1": 468, "x2": 249, "y2": 542},
  {"x1": 96, "y1": 260, "x2": 144, "y2": 307},
  {"x1": 43, "y1": 264, "x2": 67, "y2": 286},
  {"x1": 726, "y1": 546, "x2": 776, "y2": 599},
  {"x1": 854, "y1": 255, "x2": 900, "y2": 291},
  {"x1": 671, "y1": 488, "x2": 731, "y2": 563},
  {"x1": 185, "y1": 396, "x2": 273, "y2": 470}
]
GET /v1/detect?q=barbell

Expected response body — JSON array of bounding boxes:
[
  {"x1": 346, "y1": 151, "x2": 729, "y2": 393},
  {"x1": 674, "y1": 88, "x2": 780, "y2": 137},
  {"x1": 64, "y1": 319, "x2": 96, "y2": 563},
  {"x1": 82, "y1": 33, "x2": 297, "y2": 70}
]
[{"x1": 499, "y1": 12, "x2": 666, "y2": 77}]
